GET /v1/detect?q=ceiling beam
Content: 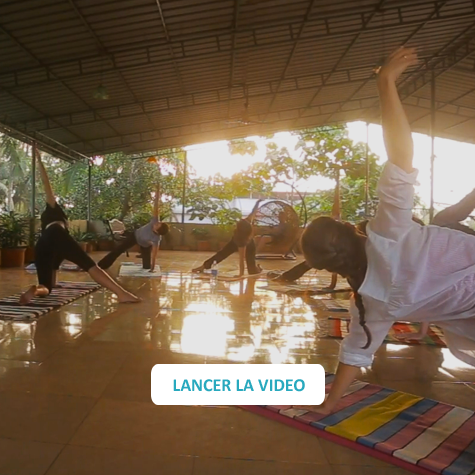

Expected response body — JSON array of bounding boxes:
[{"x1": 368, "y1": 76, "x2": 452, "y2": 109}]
[
  {"x1": 2, "y1": 4, "x2": 472, "y2": 89},
  {"x1": 323, "y1": 0, "x2": 452, "y2": 124}
]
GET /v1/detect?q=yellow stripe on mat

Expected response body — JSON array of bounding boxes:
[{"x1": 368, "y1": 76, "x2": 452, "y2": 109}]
[{"x1": 326, "y1": 392, "x2": 423, "y2": 441}]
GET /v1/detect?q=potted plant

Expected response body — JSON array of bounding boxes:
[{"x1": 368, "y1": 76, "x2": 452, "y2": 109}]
[
  {"x1": 97, "y1": 233, "x2": 114, "y2": 251},
  {"x1": 69, "y1": 227, "x2": 88, "y2": 252},
  {"x1": 83, "y1": 232, "x2": 98, "y2": 253},
  {"x1": 191, "y1": 227, "x2": 211, "y2": 251},
  {"x1": 0, "y1": 212, "x2": 29, "y2": 267}
]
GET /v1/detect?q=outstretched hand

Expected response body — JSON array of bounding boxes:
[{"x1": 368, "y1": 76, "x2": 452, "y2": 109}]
[{"x1": 378, "y1": 47, "x2": 418, "y2": 83}]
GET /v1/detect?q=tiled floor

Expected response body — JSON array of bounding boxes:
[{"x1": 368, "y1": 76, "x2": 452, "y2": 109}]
[{"x1": 0, "y1": 251, "x2": 473, "y2": 474}]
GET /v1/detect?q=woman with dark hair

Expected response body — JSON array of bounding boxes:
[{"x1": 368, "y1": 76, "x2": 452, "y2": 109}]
[
  {"x1": 192, "y1": 200, "x2": 263, "y2": 277},
  {"x1": 20, "y1": 154, "x2": 140, "y2": 305},
  {"x1": 300, "y1": 47, "x2": 475, "y2": 414}
]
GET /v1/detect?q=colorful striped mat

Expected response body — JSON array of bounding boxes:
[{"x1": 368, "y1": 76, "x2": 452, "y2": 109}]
[
  {"x1": 241, "y1": 375, "x2": 475, "y2": 475},
  {"x1": 262, "y1": 282, "x2": 351, "y2": 295},
  {"x1": 0, "y1": 282, "x2": 100, "y2": 321},
  {"x1": 321, "y1": 299, "x2": 446, "y2": 346},
  {"x1": 328, "y1": 318, "x2": 446, "y2": 347}
]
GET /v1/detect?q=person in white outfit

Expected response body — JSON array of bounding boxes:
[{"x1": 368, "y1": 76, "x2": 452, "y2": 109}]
[{"x1": 300, "y1": 46, "x2": 475, "y2": 414}]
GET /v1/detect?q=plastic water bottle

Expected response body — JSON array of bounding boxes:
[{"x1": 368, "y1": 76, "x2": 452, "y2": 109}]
[{"x1": 210, "y1": 261, "x2": 218, "y2": 283}]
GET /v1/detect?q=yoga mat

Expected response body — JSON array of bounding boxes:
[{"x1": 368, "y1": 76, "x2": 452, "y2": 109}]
[
  {"x1": 328, "y1": 318, "x2": 446, "y2": 347},
  {"x1": 321, "y1": 299, "x2": 446, "y2": 347},
  {"x1": 240, "y1": 375, "x2": 475, "y2": 475},
  {"x1": 193, "y1": 271, "x2": 266, "y2": 282},
  {"x1": 0, "y1": 282, "x2": 101, "y2": 321},
  {"x1": 262, "y1": 282, "x2": 351, "y2": 295},
  {"x1": 119, "y1": 263, "x2": 162, "y2": 278},
  {"x1": 25, "y1": 262, "x2": 83, "y2": 272}
]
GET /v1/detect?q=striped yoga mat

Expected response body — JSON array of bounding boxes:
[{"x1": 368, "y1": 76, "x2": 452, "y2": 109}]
[
  {"x1": 329, "y1": 318, "x2": 446, "y2": 347},
  {"x1": 0, "y1": 282, "x2": 100, "y2": 321},
  {"x1": 119, "y1": 263, "x2": 162, "y2": 278},
  {"x1": 322, "y1": 299, "x2": 446, "y2": 346},
  {"x1": 241, "y1": 375, "x2": 475, "y2": 475}
]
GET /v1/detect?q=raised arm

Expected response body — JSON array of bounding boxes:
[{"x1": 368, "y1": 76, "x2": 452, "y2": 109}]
[
  {"x1": 246, "y1": 199, "x2": 263, "y2": 223},
  {"x1": 377, "y1": 47, "x2": 418, "y2": 173},
  {"x1": 153, "y1": 182, "x2": 161, "y2": 219},
  {"x1": 370, "y1": 48, "x2": 419, "y2": 240},
  {"x1": 37, "y1": 154, "x2": 56, "y2": 207}
]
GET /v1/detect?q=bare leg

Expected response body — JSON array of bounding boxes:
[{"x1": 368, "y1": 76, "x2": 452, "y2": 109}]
[
  {"x1": 326, "y1": 272, "x2": 337, "y2": 290},
  {"x1": 432, "y1": 189, "x2": 475, "y2": 226},
  {"x1": 88, "y1": 266, "x2": 140, "y2": 303}
]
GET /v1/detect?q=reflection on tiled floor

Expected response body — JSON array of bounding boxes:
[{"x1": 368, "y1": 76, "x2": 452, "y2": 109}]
[{"x1": 0, "y1": 251, "x2": 473, "y2": 474}]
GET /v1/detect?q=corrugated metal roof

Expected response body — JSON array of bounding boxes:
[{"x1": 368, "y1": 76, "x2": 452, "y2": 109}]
[{"x1": 1, "y1": 0, "x2": 475, "y2": 161}]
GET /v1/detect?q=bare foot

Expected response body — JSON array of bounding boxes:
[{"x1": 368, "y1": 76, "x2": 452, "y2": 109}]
[
  {"x1": 192, "y1": 265, "x2": 205, "y2": 273},
  {"x1": 20, "y1": 285, "x2": 37, "y2": 305}
]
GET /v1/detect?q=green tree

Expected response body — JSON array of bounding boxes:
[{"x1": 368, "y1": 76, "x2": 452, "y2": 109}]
[{"x1": 0, "y1": 135, "x2": 31, "y2": 212}]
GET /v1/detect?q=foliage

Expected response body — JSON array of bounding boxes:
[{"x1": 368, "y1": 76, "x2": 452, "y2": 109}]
[
  {"x1": 46, "y1": 149, "x2": 186, "y2": 221},
  {"x1": 0, "y1": 136, "x2": 31, "y2": 212},
  {"x1": 227, "y1": 138, "x2": 259, "y2": 156},
  {"x1": 0, "y1": 212, "x2": 29, "y2": 248},
  {"x1": 191, "y1": 227, "x2": 209, "y2": 240}
]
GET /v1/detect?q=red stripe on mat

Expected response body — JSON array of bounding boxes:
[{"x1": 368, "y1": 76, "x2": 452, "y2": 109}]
[{"x1": 238, "y1": 405, "x2": 437, "y2": 475}]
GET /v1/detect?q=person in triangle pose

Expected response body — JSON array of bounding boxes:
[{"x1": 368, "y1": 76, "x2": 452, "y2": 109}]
[
  {"x1": 300, "y1": 46, "x2": 475, "y2": 413},
  {"x1": 192, "y1": 200, "x2": 263, "y2": 277},
  {"x1": 20, "y1": 154, "x2": 140, "y2": 305},
  {"x1": 98, "y1": 183, "x2": 169, "y2": 272}
]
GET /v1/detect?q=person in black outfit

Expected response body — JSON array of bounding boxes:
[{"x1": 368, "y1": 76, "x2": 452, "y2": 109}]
[
  {"x1": 192, "y1": 200, "x2": 263, "y2": 277},
  {"x1": 20, "y1": 154, "x2": 140, "y2": 305}
]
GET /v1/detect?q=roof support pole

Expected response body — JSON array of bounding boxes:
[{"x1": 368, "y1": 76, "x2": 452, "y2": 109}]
[
  {"x1": 429, "y1": 70, "x2": 436, "y2": 223},
  {"x1": 87, "y1": 161, "x2": 92, "y2": 225},
  {"x1": 30, "y1": 142, "x2": 37, "y2": 244},
  {"x1": 365, "y1": 122, "x2": 370, "y2": 217},
  {"x1": 181, "y1": 150, "x2": 187, "y2": 246}
]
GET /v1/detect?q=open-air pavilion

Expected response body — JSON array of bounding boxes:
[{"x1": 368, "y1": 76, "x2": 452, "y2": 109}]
[{"x1": 1, "y1": 1, "x2": 475, "y2": 474}]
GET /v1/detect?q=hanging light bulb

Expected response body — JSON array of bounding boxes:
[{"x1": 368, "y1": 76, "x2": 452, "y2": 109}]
[{"x1": 93, "y1": 84, "x2": 109, "y2": 100}]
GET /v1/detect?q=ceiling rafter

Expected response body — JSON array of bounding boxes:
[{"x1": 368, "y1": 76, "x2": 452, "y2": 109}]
[
  {"x1": 288, "y1": 0, "x2": 386, "y2": 128},
  {"x1": 323, "y1": 0, "x2": 454, "y2": 124},
  {"x1": 66, "y1": 0, "x2": 157, "y2": 132},
  {"x1": 2, "y1": 4, "x2": 472, "y2": 89},
  {"x1": 0, "y1": 23, "x2": 128, "y2": 148}
]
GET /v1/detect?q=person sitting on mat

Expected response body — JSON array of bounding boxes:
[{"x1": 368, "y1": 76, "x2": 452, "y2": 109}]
[
  {"x1": 299, "y1": 47, "x2": 475, "y2": 414},
  {"x1": 98, "y1": 183, "x2": 169, "y2": 272},
  {"x1": 20, "y1": 154, "x2": 140, "y2": 305},
  {"x1": 192, "y1": 200, "x2": 263, "y2": 277}
]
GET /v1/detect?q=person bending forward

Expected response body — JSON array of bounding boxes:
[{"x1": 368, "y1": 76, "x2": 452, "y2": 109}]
[{"x1": 98, "y1": 183, "x2": 169, "y2": 272}]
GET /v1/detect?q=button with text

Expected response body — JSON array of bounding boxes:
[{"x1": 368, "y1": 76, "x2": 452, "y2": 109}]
[{"x1": 151, "y1": 364, "x2": 325, "y2": 405}]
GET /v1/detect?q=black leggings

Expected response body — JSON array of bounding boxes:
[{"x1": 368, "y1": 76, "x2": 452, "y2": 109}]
[
  {"x1": 203, "y1": 238, "x2": 260, "y2": 274},
  {"x1": 35, "y1": 225, "x2": 96, "y2": 292},
  {"x1": 98, "y1": 233, "x2": 152, "y2": 270}
]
